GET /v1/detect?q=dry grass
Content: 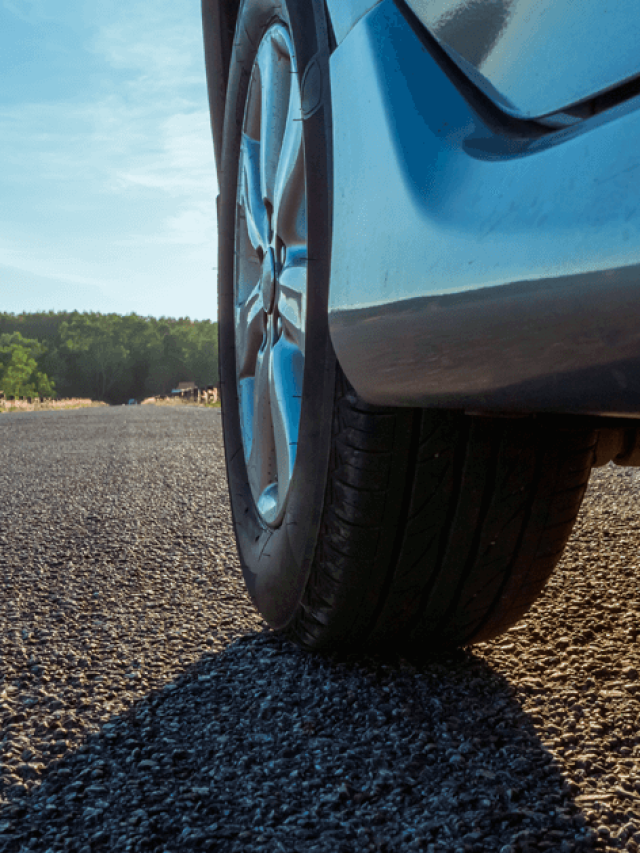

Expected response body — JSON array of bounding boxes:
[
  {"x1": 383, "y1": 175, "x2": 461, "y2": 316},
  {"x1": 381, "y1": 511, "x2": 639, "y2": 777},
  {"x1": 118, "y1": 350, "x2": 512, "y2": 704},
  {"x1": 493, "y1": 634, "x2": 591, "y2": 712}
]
[
  {"x1": 141, "y1": 397, "x2": 220, "y2": 408},
  {"x1": 0, "y1": 399, "x2": 107, "y2": 414}
]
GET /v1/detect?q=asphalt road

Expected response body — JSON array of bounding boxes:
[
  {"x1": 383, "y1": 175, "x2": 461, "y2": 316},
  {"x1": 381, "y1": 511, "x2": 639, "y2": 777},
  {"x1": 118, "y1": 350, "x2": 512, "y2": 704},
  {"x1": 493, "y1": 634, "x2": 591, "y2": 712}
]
[{"x1": 0, "y1": 405, "x2": 639, "y2": 852}]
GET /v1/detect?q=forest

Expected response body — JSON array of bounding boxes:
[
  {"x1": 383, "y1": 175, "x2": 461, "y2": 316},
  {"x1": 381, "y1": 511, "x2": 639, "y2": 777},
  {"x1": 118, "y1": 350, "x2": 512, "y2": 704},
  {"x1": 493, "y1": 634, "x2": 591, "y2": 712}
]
[{"x1": 0, "y1": 312, "x2": 219, "y2": 404}]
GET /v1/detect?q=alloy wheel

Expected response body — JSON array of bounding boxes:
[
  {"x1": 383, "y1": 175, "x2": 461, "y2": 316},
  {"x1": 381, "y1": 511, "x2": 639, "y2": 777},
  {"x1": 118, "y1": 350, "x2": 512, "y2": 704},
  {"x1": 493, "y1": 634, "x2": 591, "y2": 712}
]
[{"x1": 234, "y1": 24, "x2": 307, "y2": 526}]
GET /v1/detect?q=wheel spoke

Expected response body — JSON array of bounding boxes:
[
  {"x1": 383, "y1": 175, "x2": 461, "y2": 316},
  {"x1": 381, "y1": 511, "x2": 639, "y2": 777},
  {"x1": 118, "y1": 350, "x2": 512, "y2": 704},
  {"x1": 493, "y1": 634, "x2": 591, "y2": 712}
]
[
  {"x1": 236, "y1": 280, "x2": 264, "y2": 380},
  {"x1": 257, "y1": 33, "x2": 290, "y2": 211},
  {"x1": 277, "y1": 249, "x2": 307, "y2": 350},
  {"x1": 269, "y1": 334, "x2": 303, "y2": 502},
  {"x1": 273, "y1": 74, "x2": 305, "y2": 246},
  {"x1": 246, "y1": 335, "x2": 276, "y2": 509},
  {"x1": 240, "y1": 134, "x2": 270, "y2": 253}
]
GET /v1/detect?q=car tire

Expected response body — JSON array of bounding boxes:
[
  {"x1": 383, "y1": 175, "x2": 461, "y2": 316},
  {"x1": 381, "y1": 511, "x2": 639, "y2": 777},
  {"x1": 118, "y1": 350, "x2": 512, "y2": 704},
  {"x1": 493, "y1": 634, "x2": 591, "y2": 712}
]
[{"x1": 218, "y1": 0, "x2": 597, "y2": 654}]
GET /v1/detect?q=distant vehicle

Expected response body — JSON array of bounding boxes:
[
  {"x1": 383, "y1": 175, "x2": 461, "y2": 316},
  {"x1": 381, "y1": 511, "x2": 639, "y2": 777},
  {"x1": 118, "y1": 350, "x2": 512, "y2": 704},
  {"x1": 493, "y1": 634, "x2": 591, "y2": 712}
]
[
  {"x1": 127, "y1": 399, "x2": 137, "y2": 406},
  {"x1": 203, "y1": 0, "x2": 640, "y2": 654}
]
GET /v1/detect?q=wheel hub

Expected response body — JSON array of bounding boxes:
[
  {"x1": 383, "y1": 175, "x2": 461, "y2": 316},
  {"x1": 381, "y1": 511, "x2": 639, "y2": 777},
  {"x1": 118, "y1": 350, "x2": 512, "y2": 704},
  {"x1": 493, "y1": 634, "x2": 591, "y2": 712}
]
[{"x1": 261, "y1": 247, "x2": 277, "y2": 315}]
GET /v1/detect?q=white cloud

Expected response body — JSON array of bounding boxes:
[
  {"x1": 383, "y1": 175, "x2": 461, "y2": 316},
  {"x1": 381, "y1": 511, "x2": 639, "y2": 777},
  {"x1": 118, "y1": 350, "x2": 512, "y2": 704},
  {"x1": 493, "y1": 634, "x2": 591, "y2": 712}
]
[
  {"x1": 89, "y1": 0, "x2": 205, "y2": 92},
  {"x1": 113, "y1": 110, "x2": 216, "y2": 193},
  {"x1": 0, "y1": 223, "x2": 122, "y2": 288}
]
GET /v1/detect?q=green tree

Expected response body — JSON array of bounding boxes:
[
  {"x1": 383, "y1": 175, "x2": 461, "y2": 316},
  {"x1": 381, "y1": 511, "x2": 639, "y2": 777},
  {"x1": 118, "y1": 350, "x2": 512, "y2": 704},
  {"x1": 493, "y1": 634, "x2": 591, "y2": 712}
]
[
  {"x1": 59, "y1": 314, "x2": 130, "y2": 401},
  {"x1": 0, "y1": 311, "x2": 219, "y2": 403},
  {"x1": 0, "y1": 332, "x2": 56, "y2": 398}
]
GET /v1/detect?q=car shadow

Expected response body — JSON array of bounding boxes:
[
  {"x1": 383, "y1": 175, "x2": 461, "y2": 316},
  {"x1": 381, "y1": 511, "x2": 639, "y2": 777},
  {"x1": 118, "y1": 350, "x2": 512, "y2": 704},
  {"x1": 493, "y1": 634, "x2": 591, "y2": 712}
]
[{"x1": 0, "y1": 631, "x2": 600, "y2": 853}]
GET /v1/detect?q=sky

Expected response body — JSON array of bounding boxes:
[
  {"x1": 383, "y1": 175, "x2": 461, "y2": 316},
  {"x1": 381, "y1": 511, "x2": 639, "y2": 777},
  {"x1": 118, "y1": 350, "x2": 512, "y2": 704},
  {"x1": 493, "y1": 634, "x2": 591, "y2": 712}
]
[{"x1": 0, "y1": 0, "x2": 219, "y2": 320}]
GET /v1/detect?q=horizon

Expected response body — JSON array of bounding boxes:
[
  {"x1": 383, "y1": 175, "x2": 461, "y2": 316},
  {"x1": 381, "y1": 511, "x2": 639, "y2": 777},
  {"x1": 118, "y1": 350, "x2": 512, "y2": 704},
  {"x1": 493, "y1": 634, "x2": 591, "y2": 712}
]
[{"x1": 0, "y1": 308, "x2": 218, "y2": 323}]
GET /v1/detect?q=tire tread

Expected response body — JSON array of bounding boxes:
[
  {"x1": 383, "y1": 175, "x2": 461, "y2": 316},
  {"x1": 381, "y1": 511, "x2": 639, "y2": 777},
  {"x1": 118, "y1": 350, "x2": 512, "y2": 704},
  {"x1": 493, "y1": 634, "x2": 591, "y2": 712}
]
[{"x1": 287, "y1": 370, "x2": 596, "y2": 653}]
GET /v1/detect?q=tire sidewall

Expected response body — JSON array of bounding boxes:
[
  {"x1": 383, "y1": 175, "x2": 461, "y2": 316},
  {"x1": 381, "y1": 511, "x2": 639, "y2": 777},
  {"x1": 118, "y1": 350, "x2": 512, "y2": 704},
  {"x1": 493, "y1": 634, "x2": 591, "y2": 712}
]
[{"x1": 218, "y1": 0, "x2": 335, "y2": 628}]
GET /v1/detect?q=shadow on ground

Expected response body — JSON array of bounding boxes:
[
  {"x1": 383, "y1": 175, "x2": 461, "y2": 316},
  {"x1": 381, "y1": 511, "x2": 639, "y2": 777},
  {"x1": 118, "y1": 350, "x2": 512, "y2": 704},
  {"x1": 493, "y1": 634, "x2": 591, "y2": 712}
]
[{"x1": 0, "y1": 632, "x2": 597, "y2": 853}]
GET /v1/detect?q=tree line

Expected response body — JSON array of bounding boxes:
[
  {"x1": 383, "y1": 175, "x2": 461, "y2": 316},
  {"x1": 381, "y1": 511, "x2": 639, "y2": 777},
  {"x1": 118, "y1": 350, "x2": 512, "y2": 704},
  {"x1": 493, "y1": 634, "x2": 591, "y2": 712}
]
[{"x1": 0, "y1": 312, "x2": 219, "y2": 405}]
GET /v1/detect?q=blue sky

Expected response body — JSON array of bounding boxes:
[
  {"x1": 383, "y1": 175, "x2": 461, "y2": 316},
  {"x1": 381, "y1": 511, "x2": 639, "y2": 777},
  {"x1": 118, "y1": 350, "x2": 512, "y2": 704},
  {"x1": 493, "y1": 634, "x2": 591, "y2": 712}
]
[{"x1": 0, "y1": 0, "x2": 219, "y2": 320}]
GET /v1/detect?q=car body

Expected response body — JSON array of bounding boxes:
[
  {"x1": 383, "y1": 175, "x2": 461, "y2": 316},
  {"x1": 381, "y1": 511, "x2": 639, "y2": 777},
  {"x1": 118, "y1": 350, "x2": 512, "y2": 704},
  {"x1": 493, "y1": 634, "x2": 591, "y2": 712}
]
[
  {"x1": 203, "y1": 0, "x2": 640, "y2": 653},
  {"x1": 204, "y1": 0, "x2": 640, "y2": 417}
]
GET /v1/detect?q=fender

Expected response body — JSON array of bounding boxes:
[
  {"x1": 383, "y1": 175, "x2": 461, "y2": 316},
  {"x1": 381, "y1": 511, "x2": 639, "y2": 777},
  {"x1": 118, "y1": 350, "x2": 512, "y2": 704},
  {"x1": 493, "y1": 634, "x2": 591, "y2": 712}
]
[
  {"x1": 403, "y1": 0, "x2": 640, "y2": 122},
  {"x1": 323, "y1": 0, "x2": 381, "y2": 44}
]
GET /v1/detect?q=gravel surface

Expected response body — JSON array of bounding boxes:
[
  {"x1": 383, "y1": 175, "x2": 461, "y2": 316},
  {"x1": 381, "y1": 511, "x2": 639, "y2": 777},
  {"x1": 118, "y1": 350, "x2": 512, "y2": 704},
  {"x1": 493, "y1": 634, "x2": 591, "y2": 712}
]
[{"x1": 1, "y1": 406, "x2": 639, "y2": 852}]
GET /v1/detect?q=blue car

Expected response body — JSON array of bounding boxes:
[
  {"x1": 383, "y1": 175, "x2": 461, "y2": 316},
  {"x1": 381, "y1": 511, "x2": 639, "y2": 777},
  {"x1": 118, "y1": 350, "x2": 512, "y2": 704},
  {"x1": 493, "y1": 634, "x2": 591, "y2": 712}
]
[{"x1": 203, "y1": 0, "x2": 640, "y2": 653}]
